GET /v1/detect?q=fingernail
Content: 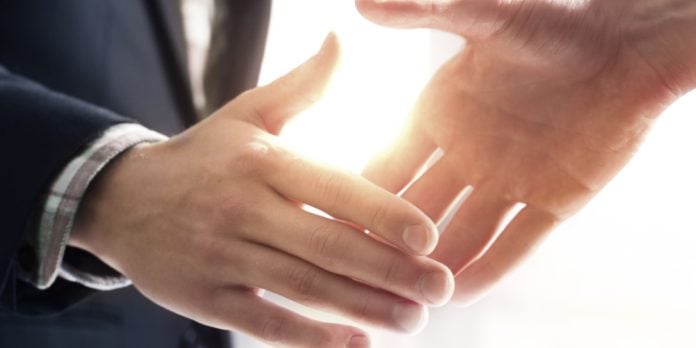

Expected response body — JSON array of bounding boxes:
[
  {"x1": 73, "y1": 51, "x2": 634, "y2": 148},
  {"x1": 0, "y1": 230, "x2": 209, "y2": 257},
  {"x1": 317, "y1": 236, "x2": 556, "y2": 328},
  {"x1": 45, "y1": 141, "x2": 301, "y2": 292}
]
[
  {"x1": 402, "y1": 224, "x2": 435, "y2": 254},
  {"x1": 392, "y1": 301, "x2": 428, "y2": 333},
  {"x1": 346, "y1": 335, "x2": 370, "y2": 348},
  {"x1": 419, "y1": 271, "x2": 454, "y2": 306}
]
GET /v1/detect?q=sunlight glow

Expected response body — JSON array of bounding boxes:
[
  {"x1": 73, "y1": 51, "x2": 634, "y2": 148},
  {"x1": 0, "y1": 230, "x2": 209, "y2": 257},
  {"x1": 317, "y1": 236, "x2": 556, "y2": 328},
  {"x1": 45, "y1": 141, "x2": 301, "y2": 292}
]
[{"x1": 258, "y1": 1, "x2": 431, "y2": 173}]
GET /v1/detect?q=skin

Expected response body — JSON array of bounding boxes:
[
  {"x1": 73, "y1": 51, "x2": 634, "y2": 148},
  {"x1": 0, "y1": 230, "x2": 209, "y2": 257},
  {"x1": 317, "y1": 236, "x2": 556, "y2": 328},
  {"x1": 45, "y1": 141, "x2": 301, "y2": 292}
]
[
  {"x1": 70, "y1": 34, "x2": 454, "y2": 348},
  {"x1": 357, "y1": 0, "x2": 696, "y2": 306}
]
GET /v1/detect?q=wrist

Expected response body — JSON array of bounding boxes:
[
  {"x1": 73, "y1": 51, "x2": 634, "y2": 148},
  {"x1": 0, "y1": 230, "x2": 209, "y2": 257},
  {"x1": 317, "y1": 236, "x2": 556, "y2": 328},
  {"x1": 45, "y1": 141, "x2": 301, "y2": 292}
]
[{"x1": 70, "y1": 143, "x2": 153, "y2": 268}]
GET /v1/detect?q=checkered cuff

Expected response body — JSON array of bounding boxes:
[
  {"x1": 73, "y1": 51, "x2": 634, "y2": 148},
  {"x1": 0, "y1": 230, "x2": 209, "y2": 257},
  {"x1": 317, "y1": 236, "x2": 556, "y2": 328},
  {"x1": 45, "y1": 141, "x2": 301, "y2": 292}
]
[{"x1": 27, "y1": 123, "x2": 168, "y2": 290}]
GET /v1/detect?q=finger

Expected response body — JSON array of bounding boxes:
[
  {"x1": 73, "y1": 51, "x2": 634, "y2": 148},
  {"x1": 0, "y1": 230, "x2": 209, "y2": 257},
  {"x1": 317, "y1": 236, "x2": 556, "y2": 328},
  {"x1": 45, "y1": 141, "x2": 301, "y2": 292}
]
[
  {"x1": 450, "y1": 205, "x2": 559, "y2": 306},
  {"x1": 244, "y1": 198, "x2": 454, "y2": 306},
  {"x1": 267, "y1": 149, "x2": 439, "y2": 256},
  {"x1": 401, "y1": 155, "x2": 469, "y2": 223},
  {"x1": 211, "y1": 289, "x2": 370, "y2": 348},
  {"x1": 431, "y1": 187, "x2": 516, "y2": 273},
  {"x1": 233, "y1": 32, "x2": 340, "y2": 134},
  {"x1": 354, "y1": 0, "x2": 510, "y2": 38},
  {"x1": 240, "y1": 242, "x2": 429, "y2": 333},
  {"x1": 362, "y1": 121, "x2": 436, "y2": 194}
]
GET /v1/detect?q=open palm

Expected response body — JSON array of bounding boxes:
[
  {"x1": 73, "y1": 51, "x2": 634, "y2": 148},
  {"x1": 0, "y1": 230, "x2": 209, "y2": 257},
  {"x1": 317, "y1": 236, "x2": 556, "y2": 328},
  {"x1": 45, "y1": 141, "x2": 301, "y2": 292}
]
[{"x1": 358, "y1": 0, "x2": 696, "y2": 305}]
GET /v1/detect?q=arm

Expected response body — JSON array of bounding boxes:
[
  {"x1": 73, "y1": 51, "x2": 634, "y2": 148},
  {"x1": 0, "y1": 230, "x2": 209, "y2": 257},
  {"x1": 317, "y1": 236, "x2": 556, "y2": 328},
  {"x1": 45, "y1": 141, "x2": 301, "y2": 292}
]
[
  {"x1": 0, "y1": 65, "x2": 129, "y2": 312},
  {"x1": 3, "y1": 34, "x2": 454, "y2": 347},
  {"x1": 30, "y1": 123, "x2": 167, "y2": 291},
  {"x1": 67, "y1": 34, "x2": 454, "y2": 347},
  {"x1": 357, "y1": 0, "x2": 696, "y2": 306}
]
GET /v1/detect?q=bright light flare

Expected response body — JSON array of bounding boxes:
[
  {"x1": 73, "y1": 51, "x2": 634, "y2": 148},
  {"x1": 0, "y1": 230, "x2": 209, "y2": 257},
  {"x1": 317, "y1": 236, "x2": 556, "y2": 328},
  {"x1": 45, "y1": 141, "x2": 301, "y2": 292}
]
[{"x1": 259, "y1": 1, "x2": 432, "y2": 173}]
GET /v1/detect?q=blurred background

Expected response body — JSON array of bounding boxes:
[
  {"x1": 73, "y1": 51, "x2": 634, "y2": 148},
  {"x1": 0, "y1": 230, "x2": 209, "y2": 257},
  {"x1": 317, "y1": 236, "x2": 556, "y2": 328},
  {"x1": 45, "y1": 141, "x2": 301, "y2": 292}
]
[{"x1": 211, "y1": 1, "x2": 696, "y2": 347}]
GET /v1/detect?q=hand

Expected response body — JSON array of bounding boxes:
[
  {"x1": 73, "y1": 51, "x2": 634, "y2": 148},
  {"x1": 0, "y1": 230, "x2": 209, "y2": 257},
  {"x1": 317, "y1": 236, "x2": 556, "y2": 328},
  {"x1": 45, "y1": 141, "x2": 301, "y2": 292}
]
[
  {"x1": 71, "y1": 34, "x2": 454, "y2": 348},
  {"x1": 357, "y1": 0, "x2": 696, "y2": 306}
]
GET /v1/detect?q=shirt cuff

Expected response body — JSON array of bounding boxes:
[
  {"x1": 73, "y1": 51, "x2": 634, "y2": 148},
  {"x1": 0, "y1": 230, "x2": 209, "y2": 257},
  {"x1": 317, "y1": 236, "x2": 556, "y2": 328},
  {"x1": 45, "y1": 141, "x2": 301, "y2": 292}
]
[{"x1": 25, "y1": 123, "x2": 168, "y2": 290}]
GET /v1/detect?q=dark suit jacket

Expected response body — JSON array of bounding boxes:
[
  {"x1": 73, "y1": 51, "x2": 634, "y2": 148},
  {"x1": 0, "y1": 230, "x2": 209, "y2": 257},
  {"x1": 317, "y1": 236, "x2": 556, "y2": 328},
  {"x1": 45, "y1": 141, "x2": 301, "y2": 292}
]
[{"x1": 0, "y1": 1, "x2": 270, "y2": 347}]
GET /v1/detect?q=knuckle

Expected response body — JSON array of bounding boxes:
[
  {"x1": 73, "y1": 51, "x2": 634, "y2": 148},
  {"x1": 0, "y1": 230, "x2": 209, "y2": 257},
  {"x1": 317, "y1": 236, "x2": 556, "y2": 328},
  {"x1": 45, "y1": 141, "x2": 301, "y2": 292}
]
[
  {"x1": 232, "y1": 138, "x2": 278, "y2": 176},
  {"x1": 219, "y1": 254, "x2": 247, "y2": 283},
  {"x1": 381, "y1": 255, "x2": 404, "y2": 287},
  {"x1": 259, "y1": 316, "x2": 287, "y2": 343},
  {"x1": 190, "y1": 232, "x2": 224, "y2": 266},
  {"x1": 316, "y1": 171, "x2": 353, "y2": 209},
  {"x1": 286, "y1": 267, "x2": 318, "y2": 301},
  {"x1": 308, "y1": 224, "x2": 342, "y2": 268},
  {"x1": 235, "y1": 89, "x2": 257, "y2": 105},
  {"x1": 271, "y1": 75, "x2": 293, "y2": 95},
  {"x1": 355, "y1": 294, "x2": 373, "y2": 321},
  {"x1": 368, "y1": 202, "x2": 392, "y2": 232},
  {"x1": 215, "y1": 195, "x2": 261, "y2": 226},
  {"x1": 233, "y1": 90, "x2": 266, "y2": 123},
  {"x1": 311, "y1": 329, "x2": 337, "y2": 348}
]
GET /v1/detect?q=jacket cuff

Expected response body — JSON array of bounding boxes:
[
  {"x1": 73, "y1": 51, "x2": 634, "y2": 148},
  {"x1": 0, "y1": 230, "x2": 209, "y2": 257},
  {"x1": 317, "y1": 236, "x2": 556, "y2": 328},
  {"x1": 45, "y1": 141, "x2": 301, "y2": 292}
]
[{"x1": 23, "y1": 123, "x2": 168, "y2": 290}]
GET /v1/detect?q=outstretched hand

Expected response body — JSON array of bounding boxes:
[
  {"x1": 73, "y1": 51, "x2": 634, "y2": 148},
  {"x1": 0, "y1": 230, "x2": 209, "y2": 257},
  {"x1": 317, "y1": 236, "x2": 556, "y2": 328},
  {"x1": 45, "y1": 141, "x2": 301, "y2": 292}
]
[
  {"x1": 358, "y1": 0, "x2": 696, "y2": 305},
  {"x1": 71, "y1": 34, "x2": 453, "y2": 348}
]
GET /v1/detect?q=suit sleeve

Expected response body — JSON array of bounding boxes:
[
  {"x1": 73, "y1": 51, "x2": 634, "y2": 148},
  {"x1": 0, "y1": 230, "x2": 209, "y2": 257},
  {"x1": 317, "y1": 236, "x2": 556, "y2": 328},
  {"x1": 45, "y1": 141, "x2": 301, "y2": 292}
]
[
  {"x1": 0, "y1": 65, "x2": 129, "y2": 315},
  {"x1": 34, "y1": 123, "x2": 167, "y2": 291}
]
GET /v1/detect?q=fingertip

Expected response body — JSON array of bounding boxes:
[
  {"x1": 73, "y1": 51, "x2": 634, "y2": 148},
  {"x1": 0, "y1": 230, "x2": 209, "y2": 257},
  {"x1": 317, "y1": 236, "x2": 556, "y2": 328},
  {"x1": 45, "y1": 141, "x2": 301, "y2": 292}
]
[
  {"x1": 354, "y1": 0, "x2": 432, "y2": 29},
  {"x1": 392, "y1": 301, "x2": 429, "y2": 334},
  {"x1": 418, "y1": 266, "x2": 455, "y2": 307},
  {"x1": 354, "y1": 0, "x2": 373, "y2": 17},
  {"x1": 354, "y1": 0, "x2": 398, "y2": 21},
  {"x1": 304, "y1": 31, "x2": 340, "y2": 95},
  {"x1": 402, "y1": 222, "x2": 439, "y2": 256},
  {"x1": 316, "y1": 31, "x2": 341, "y2": 65},
  {"x1": 347, "y1": 334, "x2": 371, "y2": 348},
  {"x1": 321, "y1": 31, "x2": 339, "y2": 50},
  {"x1": 450, "y1": 288, "x2": 486, "y2": 308},
  {"x1": 450, "y1": 296, "x2": 478, "y2": 308},
  {"x1": 449, "y1": 268, "x2": 501, "y2": 308},
  {"x1": 243, "y1": 32, "x2": 342, "y2": 134},
  {"x1": 317, "y1": 324, "x2": 372, "y2": 348},
  {"x1": 333, "y1": 325, "x2": 370, "y2": 348}
]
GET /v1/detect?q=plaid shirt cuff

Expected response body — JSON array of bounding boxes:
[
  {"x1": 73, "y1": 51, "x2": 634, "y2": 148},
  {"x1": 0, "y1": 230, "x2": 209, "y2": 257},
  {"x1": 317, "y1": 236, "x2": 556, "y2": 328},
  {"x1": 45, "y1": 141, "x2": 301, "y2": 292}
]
[{"x1": 27, "y1": 123, "x2": 168, "y2": 290}]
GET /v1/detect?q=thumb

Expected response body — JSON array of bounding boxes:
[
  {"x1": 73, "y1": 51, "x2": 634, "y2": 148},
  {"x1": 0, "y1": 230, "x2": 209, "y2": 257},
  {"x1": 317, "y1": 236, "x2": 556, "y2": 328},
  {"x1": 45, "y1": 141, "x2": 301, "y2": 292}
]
[
  {"x1": 235, "y1": 32, "x2": 340, "y2": 135},
  {"x1": 355, "y1": 0, "x2": 508, "y2": 39}
]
